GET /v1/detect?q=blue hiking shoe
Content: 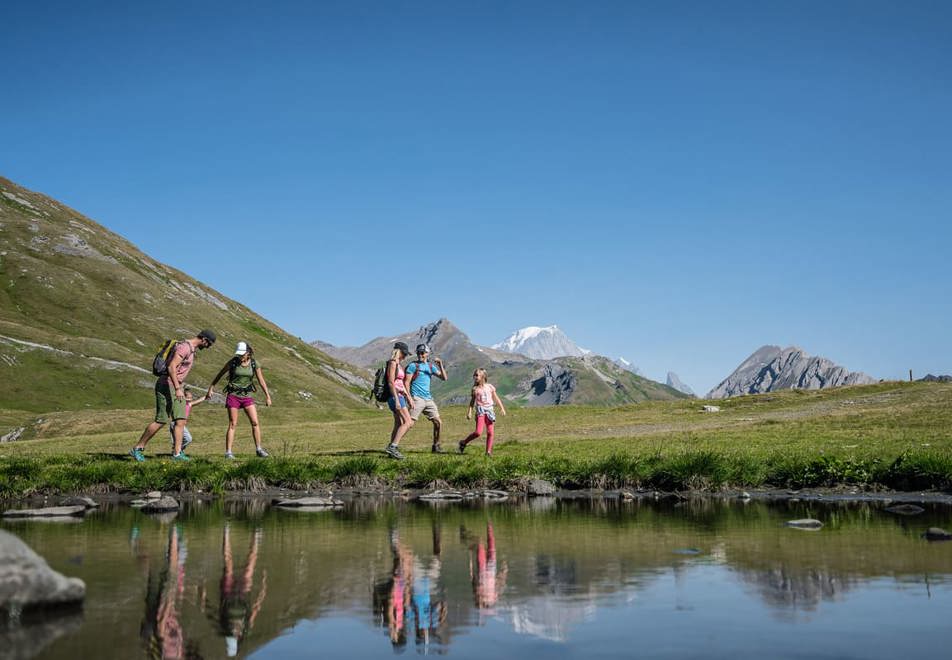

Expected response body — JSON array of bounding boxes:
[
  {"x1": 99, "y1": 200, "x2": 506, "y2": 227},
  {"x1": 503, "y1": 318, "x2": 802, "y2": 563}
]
[
  {"x1": 130, "y1": 448, "x2": 146, "y2": 462},
  {"x1": 171, "y1": 453, "x2": 190, "y2": 462}
]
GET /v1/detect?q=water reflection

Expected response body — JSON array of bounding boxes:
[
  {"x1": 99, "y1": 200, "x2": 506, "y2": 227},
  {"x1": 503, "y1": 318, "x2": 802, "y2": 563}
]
[{"x1": 2, "y1": 498, "x2": 951, "y2": 659}]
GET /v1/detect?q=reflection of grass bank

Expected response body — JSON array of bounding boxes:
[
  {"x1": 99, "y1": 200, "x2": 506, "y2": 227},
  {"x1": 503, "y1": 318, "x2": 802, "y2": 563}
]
[
  {"x1": 1, "y1": 381, "x2": 951, "y2": 495},
  {"x1": 2, "y1": 448, "x2": 951, "y2": 496}
]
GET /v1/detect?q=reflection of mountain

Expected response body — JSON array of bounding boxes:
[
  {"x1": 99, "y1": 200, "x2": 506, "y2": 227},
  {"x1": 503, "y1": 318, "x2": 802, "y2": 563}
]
[{"x1": 736, "y1": 566, "x2": 857, "y2": 618}]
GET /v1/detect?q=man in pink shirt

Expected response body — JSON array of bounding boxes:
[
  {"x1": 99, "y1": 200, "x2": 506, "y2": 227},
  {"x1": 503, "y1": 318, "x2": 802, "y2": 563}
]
[{"x1": 131, "y1": 329, "x2": 216, "y2": 462}]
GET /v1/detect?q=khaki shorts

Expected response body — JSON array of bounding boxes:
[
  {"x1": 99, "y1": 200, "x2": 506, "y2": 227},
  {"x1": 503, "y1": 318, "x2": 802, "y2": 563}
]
[
  {"x1": 409, "y1": 398, "x2": 440, "y2": 422},
  {"x1": 154, "y1": 381, "x2": 188, "y2": 424}
]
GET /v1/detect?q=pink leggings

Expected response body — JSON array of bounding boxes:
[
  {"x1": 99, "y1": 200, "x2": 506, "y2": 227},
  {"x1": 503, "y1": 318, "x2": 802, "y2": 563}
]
[{"x1": 462, "y1": 414, "x2": 495, "y2": 453}]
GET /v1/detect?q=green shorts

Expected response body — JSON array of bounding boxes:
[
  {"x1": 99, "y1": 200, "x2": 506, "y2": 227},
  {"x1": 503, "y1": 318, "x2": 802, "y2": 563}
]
[{"x1": 154, "y1": 381, "x2": 188, "y2": 424}]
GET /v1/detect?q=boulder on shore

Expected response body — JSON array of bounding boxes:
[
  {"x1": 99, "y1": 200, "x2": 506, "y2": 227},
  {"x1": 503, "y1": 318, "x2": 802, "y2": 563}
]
[
  {"x1": 527, "y1": 479, "x2": 556, "y2": 496},
  {"x1": 60, "y1": 496, "x2": 98, "y2": 509},
  {"x1": 2, "y1": 506, "x2": 86, "y2": 519},
  {"x1": 0, "y1": 529, "x2": 86, "y2": 613}
]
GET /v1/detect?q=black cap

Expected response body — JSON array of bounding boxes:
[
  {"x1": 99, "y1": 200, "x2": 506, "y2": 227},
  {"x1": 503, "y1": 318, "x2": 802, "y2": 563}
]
[
  {"x1": 393, "y1": 341, "x2": 410, "y2": 355},
  {"x1": 198, "y1": 329, "x2": 217, "y2": 345}
]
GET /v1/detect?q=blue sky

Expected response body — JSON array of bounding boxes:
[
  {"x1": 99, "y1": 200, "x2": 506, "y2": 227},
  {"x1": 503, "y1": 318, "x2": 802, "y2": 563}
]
[{"x1": 3, "y1": 1, "x2": 950, "y2": 394}]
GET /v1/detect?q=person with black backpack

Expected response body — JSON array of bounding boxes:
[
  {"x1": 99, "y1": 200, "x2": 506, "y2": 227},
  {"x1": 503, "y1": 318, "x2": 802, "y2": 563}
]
[
  {"x1": 130, "y1": 329, "x2": 216, "y2": 462},
  {"x1": 381, "y1": 341, "x2": 412, "y2": 459},
  {"x1": 207, "y1": 341, "x2": 273, "y2": 459}
]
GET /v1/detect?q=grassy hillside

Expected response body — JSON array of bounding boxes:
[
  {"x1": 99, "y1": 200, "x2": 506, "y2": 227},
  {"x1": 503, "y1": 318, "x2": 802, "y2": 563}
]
[
  {"x1": 0, "y1": 176, "x2": 370, "y2": 437},
  {"x1": 2, "y1": 381, "x2": 950, "y2": 494}
]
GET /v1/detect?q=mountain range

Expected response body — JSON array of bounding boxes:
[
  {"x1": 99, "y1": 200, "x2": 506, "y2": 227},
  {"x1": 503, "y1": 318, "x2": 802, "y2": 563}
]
[
  {"x1": 0, "y1": 176, "x2": 368, "y2": 435},
  {"x1": 314, "y1": 319, "x2": 688, "y2": 406},
  {"x1": 492, "y1": 325, "x2": 589, "y2": 360},
  {"x1": 707, "y1": 345, "x2": 877, "y2": 399}
]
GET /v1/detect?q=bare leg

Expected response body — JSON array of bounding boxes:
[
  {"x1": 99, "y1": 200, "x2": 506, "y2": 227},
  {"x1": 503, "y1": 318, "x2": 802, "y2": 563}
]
[
  {"x1": 172, "y1": 419, "x2": 186, "y2": 455},
  {"x1": 244, "y1": 405, "x2": 262, "y2": 450},
  {"x1": 391, "y1": 407, "x2": 413, "y2": 446},
  {"x1": 135, "y1": 421, "x2": 164, "y2": 450},
  {"x1": 431, "y1": 418, "x2": 442, "y2": 447},
  {"x1": 225, "y1": 407, "x2": 239, "y2": 454}
]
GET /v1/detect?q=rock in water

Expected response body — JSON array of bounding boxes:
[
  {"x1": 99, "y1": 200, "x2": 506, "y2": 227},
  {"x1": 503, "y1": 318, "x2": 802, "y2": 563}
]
[
  {"x1": 140, "y1": 496, "x2": 179, "y2": 513},
  {"x1": 2, "y1": 506, "x2": 86, "y2": 519},
  {"x1": 272, "y1": 496, "x2": 343, "y2": 508},
  {"x1": 60, "y1": 496, "x2": 98, "y2": 509},
  {"x1": 884, "y1": 504, "x2": 925, "y2": 515},
  {"x1": 785, "y1": 519, "x2": 823, "y2": 530},
  {"x1": 144, "y1": 491, "x2": 162, "y2": 500},
  {"x1": 923, "y1": 527, "x2": 952, "y2": 541},
  {"x1": 527, "y1": 479, "x2": 556, "y2": 496},
  {"x1": 0, "y1": 529, "x2": 86, "y2": 612}
]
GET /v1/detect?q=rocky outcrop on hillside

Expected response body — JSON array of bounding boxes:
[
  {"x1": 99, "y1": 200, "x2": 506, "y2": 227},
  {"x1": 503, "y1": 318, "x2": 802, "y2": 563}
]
[
  {"x1": 666, "y1": 372, "x2": 695, "y2": 397},
  {"x1": 493, "y1": 325, "x2": 588, "y2": 360},
  {"x1": 524, "y1": 363, "x2": 578, "y2": 406},
  {"x1": 707, "y1": 345, "x2": 876, "y2": 399},
  {"x1": 919, "y1": 374, "x2": 952, "y2": 383}
]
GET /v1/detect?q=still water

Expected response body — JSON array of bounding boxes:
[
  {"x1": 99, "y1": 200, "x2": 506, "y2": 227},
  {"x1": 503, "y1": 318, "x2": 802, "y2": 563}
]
[{"x1": 4, "y1": 496, "x2": 952, "y2": 659}]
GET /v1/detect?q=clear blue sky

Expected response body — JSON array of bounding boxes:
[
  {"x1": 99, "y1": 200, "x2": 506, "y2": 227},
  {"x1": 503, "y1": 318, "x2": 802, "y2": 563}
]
[{"x1": 3, "y1": 1, "x2": 950, "y2": 394}]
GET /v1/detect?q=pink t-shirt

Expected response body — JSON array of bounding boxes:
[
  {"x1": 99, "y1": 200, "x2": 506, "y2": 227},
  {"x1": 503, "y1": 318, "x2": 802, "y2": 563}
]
[
  {"x1": 391, "y1": 362, "x2": 407, "y2": 395},
  {"x1": 475, "y1": 384, "x2": 495, "y2": 408},
  {"x1": 160, "y1": 342, "x2": 195, "y2": 386}
]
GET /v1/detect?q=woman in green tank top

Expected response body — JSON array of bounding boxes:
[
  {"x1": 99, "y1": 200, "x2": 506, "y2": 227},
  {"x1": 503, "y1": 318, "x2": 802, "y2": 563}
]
[{"x1": 208, "y1": 341, "x2": 273, "y2": 459}]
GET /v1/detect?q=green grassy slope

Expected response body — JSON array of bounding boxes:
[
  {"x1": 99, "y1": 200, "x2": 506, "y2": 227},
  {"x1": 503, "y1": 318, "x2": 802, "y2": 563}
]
[{"x1": 0, "y1": 176, "x2": 369, "y2": 435}]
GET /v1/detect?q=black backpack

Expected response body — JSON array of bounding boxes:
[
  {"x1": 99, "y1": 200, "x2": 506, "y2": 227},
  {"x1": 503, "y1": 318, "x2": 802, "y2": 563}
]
[
  {"x1": 151, "y1": 339, "x2": 180, "y2": 377},
  {"x1": 371, "y1": 361, "x2": 393, "y2": 402}
]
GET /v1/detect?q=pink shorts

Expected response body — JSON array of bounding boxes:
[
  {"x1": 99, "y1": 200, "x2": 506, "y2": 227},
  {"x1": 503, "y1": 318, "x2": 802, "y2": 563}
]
[{"x1": 225, "y1": 394, "x2": 256, "y2": 409}]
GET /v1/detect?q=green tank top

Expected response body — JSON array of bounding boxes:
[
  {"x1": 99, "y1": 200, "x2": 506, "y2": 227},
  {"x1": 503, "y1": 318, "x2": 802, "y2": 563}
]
[{"x1": 226, "y1": 361, "x2": 256, "y2": 395}]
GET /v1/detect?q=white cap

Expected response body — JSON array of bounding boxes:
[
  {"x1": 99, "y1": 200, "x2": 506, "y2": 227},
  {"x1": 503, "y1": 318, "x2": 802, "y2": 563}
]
[{"x1": 234, "y1": 341, "x2": 248, "y2": 356}]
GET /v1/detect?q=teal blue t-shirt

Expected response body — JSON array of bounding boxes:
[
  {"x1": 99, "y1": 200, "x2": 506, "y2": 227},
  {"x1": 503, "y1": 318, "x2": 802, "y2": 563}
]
[{"x1": 406, "y1": 361, "x2": 441, "y2": 399}]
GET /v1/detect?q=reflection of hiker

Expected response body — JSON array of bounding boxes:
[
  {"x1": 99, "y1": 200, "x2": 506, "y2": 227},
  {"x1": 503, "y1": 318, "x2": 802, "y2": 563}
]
[
  {"x1": 373, "y1": 527, "x2": 414, "y2": 649},
  {"x1": 405, "y1": 343, "x2": 448, "y2": 453},
  {"x1": 213, "y1": 523, "x2": 268, "y2": 658},
  {"x1": 208, "y1": 341, "x2": 272, "y2": 459},
  {"x1": 467, "y1": 522, "x2": 507, "y2": 611},
  {"x1": 131, "y1": 329, "x2": 216, "y2": 462},
  {"x1": 168, "y1": 390, "x2": 206, "y2": 458},
  {"x1": 458, "y1": 369, "x2": 507, "y2": 456},
  {"x1": 410, "y1": 519, "x2": 448, "y2": 649},
  {"x1": 384, "y1": 342, "x2": 412, "y2": 460},
  {"x1": 140, "y1": 525, "x2": 189, "y2": 659}
]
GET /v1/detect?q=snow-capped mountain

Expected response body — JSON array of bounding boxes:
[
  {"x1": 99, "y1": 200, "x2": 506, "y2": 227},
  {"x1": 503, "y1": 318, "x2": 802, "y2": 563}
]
[
  {"x1": 492, "y1": 325, "x2": 590, "y2": 360},
  {"x1": 613, "y1": 357, "x2": 643, "y2": 376}
]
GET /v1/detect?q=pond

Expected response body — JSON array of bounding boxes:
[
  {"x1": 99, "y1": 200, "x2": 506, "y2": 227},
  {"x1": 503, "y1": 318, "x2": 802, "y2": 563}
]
[{"x1": 3, "y1": 496, "x2": 952, "y2": 659}]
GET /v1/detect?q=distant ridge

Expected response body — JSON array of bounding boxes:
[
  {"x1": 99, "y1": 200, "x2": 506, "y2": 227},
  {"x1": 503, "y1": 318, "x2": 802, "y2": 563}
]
[{"x1": 708, "y1": 345, "x2": 876, "y2": 399}]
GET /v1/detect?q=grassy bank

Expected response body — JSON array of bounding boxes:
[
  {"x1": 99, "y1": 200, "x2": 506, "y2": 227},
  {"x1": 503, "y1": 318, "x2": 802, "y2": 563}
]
[{"x1": 2, "y1": 382, "x2": 951, "y2": 496}]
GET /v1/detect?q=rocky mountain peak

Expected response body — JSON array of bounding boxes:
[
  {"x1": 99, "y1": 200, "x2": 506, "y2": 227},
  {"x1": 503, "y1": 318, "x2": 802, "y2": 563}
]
[
  {"x1": 666, "y1": 372, "x2": 695, "y2": 397},
  {"x1": 493, "y1": 325, "x2": 588, "y2": 360}
]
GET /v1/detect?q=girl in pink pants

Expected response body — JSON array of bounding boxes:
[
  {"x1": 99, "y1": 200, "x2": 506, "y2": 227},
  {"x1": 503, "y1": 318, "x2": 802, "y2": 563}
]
[{"x1": 458, "y1": 369, "x2": 507, "y2": 456}]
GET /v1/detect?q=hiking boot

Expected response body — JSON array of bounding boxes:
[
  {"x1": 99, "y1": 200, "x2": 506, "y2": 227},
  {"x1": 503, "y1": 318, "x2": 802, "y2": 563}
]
[
  {"x1": 256, "y1": 447, "x2": 270, "y2": 458},
  {"x1": 457, "y1": 441, "x2": 466, "y2": 455},
  {"x1": 171, "y1": 453, "x2": 190, "y2": 462},
  {"x1": 224, "y1": 452, "x2": 236, "y2": 460},
  {"x1": 130, "y1": 447, "x2": 146, "y2": 462},
  {"x1": 431, "y1": 444, "x2": 444, "y2": 454},
  {"x1": 385, "y1": 444, "x2": 405, "y2": 460}
]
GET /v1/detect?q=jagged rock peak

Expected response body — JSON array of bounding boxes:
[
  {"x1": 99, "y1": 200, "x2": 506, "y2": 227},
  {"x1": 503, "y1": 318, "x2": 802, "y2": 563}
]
[
  {"x1": 666, "y1": 372, "x2": 695, "y2": 396},
  {"x1": 707, "y1": 345, "x2": 876, "y2": 399}
]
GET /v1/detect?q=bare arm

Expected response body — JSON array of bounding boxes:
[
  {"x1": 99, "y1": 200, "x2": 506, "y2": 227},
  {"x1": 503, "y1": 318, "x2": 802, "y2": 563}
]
[
  {"x1": 206, "y1": 362, "x2": 231, "y2": 397},
  {"x1": 190, "y1": 394, "x2": 207, "y2": 406},
  {"x1": 255, "y1": 367, "x2": 272, "y2": 406},
  {"x1": 167, "y1": 351, "x2": 185, "y2": 398},
  {"x1": 492, "y1": 388, "x2": 507, "y2": 416},
  {"x1": 466, "y1": 388, "x2": 476, "y2": 420},
  {"x1": 386, "y1": 360, "x2": 404, "y2": 408},
  {"x1": 405, "y1": 364, "x2": 418, "y2": 406},
  {"x1": 434, "y1": 358, "x2": 447, "y2": 381}
]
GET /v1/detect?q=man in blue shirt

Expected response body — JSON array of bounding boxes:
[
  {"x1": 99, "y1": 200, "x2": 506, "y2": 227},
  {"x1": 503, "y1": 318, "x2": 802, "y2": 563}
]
[{"x1": 405, "y1": 343, "x2": 448, "y2": 453}]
